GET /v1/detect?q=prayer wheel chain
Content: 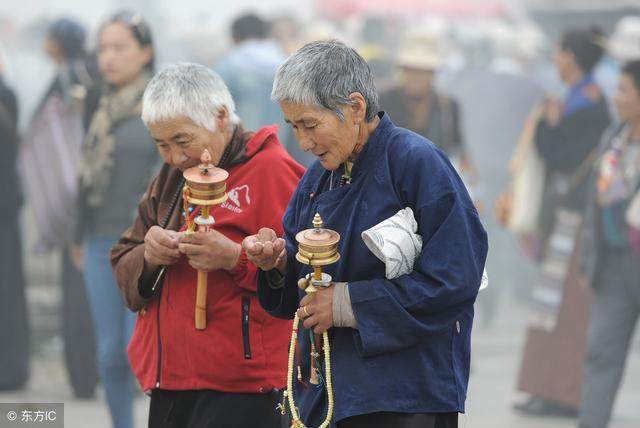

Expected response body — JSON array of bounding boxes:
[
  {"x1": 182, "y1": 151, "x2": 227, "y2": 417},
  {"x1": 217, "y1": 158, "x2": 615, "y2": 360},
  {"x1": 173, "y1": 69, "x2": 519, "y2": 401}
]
[{"x1": 285, "y1": 314, "x2": 333, "y2": 428}]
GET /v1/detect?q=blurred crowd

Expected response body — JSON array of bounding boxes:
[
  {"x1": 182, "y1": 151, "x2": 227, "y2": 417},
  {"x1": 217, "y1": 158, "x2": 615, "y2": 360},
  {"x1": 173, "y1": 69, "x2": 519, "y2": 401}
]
[{"x1": 1, "y1": 3, "x2": 640, "y2": 428}]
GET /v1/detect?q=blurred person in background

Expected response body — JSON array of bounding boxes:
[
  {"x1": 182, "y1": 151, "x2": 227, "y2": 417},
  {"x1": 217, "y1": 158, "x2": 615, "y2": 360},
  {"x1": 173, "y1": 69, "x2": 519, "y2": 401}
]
[
  {"x1": 111, "y1": 63, "x2": 304, "y2": 428},
  {"x1": 270, "y1": 13, "x2": 302, "y2": 56},
  {"x1": 601, "y1": 16, "x2": 640, "y2": 118},
  {"x1": 216, "y1": 12, "x2": 313, "y2": 168},
  {"x1": 535, "y1": 26, "x2": 610, "y2": 234},
  {"x1": 381, "y1": 32, "x2": 474, "y2": 176},
  {"x1": 0, "y1": 56, "x2": 29, "y2": 392},
  {"x1": 455, "y1": 22, "x2": 545, "y2": 324},
  {"x1": 578, "y1": 59, "x2": 640, "y2": 428},
  {"x1": 513, "y1": 26, "x2": 611, "y2": 417},
  {"x1": 19, "y1": 16, "x2": 100, "y2": 399},
  {"x1": 607, "y1": 16, "x2": 640, "y2": 66},
  {"x1": 215, "y1": 12, "x2": 284, "y2": 134},
  {"x1": 73, "y1": 10, "x2": 157, "y2": 428}
]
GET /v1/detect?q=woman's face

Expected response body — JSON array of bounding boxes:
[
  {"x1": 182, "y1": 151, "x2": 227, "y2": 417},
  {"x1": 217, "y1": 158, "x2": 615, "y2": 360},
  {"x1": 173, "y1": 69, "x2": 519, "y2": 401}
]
[
  {"x1": 44, "y1": 37, "x2": 64, "y2": 65},
  {"x1": 614, "y1": 73, "x2": 640, "y2": 123},
  {"x1": 147, "y1": 111, "x2": 230, "y2": 172},
  {"x1": 280, "y1": 100, "x2": 362, "y2": 171},
  {"x1": 553, "y1": 47, "x2": 580, "y2": 85},
  {"x1": 98, "y1": 22, "x2": 152, "y2": 87}
]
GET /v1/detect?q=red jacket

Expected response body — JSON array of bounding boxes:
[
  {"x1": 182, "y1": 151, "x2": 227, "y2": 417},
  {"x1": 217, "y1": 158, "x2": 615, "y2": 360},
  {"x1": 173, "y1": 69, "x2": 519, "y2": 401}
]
[{"x1": 119, "y1": 126, "x2": 304, "y2": 393}]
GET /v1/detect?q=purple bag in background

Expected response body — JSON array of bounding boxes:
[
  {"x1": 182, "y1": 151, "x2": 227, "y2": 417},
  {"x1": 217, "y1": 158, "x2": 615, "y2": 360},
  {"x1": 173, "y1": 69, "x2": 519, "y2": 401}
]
[{"x1": 628, "y1": 225, "x2": 640, "y2": 259}]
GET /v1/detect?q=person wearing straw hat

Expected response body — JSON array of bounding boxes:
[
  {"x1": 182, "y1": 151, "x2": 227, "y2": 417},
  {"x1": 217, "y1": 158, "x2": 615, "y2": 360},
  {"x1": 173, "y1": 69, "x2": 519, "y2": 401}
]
[{"x1": 381, "y1": 33, "x2": 473, "y2": 175}]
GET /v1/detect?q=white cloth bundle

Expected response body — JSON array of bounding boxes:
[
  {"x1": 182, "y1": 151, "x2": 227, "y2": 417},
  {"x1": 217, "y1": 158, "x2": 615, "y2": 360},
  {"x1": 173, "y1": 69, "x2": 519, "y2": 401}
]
[{"x1": 361, "y1": 207, "x2": 488, "y2": 290}]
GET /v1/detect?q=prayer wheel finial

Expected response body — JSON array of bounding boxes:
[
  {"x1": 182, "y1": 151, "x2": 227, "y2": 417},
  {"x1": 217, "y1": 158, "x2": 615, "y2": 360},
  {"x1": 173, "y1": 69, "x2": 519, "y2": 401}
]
[
  {"x1": 199, "y1": 149, "x2": 214, "y2": 175},
  {"x1": 313, "y1": 213, "x2": 323, "y2": 230}
]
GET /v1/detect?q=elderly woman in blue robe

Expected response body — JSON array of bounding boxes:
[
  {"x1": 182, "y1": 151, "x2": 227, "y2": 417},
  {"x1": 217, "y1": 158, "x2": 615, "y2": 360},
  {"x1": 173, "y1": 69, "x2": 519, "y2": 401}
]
[{"x1": 243, "y1": 40, "x2": 488, "y2": 428}]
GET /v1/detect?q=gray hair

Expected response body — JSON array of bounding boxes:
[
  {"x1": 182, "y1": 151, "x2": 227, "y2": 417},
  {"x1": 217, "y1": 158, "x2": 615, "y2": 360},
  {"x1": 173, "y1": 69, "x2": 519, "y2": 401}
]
[
  {"x1": 142, "y1": 62, "x2": 239, "y2": 132},
  {"x1": 271, "y1": 40, "x2": 380, "y2": 122}
]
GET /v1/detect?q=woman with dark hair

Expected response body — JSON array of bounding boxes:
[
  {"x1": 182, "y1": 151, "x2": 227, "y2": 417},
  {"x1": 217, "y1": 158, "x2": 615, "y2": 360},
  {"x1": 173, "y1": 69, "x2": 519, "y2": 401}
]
[
  {"x1": 41, "y1": 18, "x2": 100, "y2": 130},
  {"x1": 536, "y1": 27, "x2": 611, "y2": 219},
  {"x1": 20, "y1": 16, "x2": 101, "y2": 399},
  {"x1": 578, "y1": 60, "x2": 640, "y2": 428},
  {"x1": 514, "y1": 27, "x2": 611, "y2": 417},
  {"x1": 72, "y1": 11, "x2": 157, "y2": 428}
]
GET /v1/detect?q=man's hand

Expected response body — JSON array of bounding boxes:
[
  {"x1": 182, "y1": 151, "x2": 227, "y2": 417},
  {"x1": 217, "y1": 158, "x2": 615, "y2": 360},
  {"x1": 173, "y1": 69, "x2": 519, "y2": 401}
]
[
  {"x1": 144, "y1": 226, "x2": 181, "y2": 268},
  {"x1": 297, "y1": 285, "x2": 335, "y2": 334},
  {"x1": 242, "y1": 228, "x2": 287, "y2": 273},
  {"x1": 178, "y1": 230, "x2": 241, "y2": 272}
]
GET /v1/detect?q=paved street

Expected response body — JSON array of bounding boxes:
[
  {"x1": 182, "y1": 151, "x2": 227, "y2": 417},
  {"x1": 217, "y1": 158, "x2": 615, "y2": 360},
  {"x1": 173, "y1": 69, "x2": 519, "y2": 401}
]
[{"x1": 1, "y1": 288, "x2": 638, "y2": 428}]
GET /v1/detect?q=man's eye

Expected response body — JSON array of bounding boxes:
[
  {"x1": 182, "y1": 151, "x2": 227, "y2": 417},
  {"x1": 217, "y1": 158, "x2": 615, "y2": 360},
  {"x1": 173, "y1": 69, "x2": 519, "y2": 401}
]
[
  {"x1": 304, "y1": 124, "x2": 316, "y2": 129},
  {"x1": 177, "y1": 140, "x2": 191, "y2": 145}
]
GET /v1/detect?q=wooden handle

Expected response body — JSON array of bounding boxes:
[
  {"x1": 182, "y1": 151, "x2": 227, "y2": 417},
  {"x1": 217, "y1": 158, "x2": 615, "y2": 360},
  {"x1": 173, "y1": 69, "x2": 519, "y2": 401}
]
[{"x1": 195, "y1": 270, "x2": 207, "y2": 330}]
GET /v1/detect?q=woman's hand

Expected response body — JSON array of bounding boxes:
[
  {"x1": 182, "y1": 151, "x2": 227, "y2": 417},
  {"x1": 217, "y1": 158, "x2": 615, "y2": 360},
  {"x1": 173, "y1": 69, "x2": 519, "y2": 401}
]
[
  {"x1": 543, "y1": 96, "x2": 563, "y2": 126},
  {"x1": 70, "y1": 244, "x2": 84, "y2": 272},
  {"x1": 242, "y1": 228, "x2": 287, "y2": 273},
  {"x1": 144, "y1": 225, "x2": 182, "y2": 268},
  {"x1": 297, "y1": 285, "x2": 336, "y2": 334},
  {"x1": 178, "y1": 230, "x2": 241, "y2": 272}
]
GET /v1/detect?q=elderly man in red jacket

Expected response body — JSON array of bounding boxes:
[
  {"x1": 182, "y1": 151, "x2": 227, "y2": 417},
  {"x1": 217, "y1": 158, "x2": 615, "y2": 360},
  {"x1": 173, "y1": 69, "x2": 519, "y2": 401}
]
[{"x1": 110, "y1": 63, "x2": 304, "y2": 428}]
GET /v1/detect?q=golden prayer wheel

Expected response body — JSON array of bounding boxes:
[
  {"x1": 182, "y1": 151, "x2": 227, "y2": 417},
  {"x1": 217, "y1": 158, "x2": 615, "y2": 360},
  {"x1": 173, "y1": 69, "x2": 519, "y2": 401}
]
[
  {"x1": 182, "y1": 149, "x2": 228, "y2": 330},
  {"x1": 295, "y1": 214, "x2": 340, "y2": 268},
  {"x1": 284, "y1": 213, "x2": 339, "y2": 428}
]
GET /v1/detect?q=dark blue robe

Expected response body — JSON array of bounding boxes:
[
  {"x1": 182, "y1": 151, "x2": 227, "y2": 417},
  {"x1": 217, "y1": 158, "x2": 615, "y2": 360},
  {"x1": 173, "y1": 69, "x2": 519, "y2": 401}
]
[{"x1": 258, "y1": 112, "x2": 488, "y2": 426}]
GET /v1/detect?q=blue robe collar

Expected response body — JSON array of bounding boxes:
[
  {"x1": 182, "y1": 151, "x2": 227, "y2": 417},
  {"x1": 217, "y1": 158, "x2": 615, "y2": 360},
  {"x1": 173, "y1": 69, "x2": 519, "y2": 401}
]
[{"x1": 564, "y1": 74, "x2": 597, "y2": 117}]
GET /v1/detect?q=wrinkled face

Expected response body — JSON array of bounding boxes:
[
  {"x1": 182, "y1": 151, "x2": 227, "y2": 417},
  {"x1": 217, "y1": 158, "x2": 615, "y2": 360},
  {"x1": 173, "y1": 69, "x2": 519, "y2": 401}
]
[
  {"x1": 148, "y1": 115, "x2": 229, "y2": 171},
  {"x1": 280, "y1": 100, "x2": 361, "y2": 171},
  {"x1": 399, "y1": 66, "x2": 434, "y2": 97},
  {"x1": 614, "y1": 73, "x2": 640, "y2": 123},
  {"x1": 98, "y1": 22, "x2": 152, "y2": 87}
]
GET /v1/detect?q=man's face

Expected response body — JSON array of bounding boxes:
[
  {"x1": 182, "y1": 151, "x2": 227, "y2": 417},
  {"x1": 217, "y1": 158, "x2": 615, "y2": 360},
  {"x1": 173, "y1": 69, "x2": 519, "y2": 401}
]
[{"x1": 400, "y1": 66, "x2": 434, "y2": 98}]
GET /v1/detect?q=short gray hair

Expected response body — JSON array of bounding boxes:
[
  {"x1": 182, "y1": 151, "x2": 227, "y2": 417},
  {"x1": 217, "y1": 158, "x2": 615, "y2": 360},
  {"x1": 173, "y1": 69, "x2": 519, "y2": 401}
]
[
  {"x1": 142, "y1": 62, "x2": 239, "y2": 131},
  {"x1": 271, "y1": 40, "x2": 380, "y2": 122}
]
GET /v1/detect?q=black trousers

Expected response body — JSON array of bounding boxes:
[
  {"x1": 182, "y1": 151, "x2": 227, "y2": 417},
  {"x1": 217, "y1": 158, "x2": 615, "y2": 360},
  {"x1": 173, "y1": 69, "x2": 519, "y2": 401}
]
[
  {"x1": 337, "y1": 412, "x2": 458, "y2": 428},
  {"x1": 61, "y1": 249, "x2": 98, "y2": 398},
  {"x1": 149, "y1": 388, "x2": 283, "y2": 428},
  {"x1": 0, "y1": 220, "x2": 29, "y2": 390}
]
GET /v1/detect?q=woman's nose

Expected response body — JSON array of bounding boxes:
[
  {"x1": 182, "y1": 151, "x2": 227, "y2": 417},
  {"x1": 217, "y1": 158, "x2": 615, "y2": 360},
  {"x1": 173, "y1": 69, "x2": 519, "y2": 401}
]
[
  {"x1": 170, "y1": 147, "x2": 188, "y2": 168},
  {"x1": 297, "y1": 130, "x2": 315, "y2": 152}
]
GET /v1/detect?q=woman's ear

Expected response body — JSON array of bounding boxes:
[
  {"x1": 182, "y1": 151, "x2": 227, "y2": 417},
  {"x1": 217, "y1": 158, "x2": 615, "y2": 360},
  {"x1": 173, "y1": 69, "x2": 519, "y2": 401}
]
[
  {"x1": 348, "y1": 92, "x2": 367, "y2": 124},
  {"x1": 141, "y1": 46, "x2": 154, "y2": 69},
  {"x1": 216, "y1": 106, "x2": 230, "y2": 130}
]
